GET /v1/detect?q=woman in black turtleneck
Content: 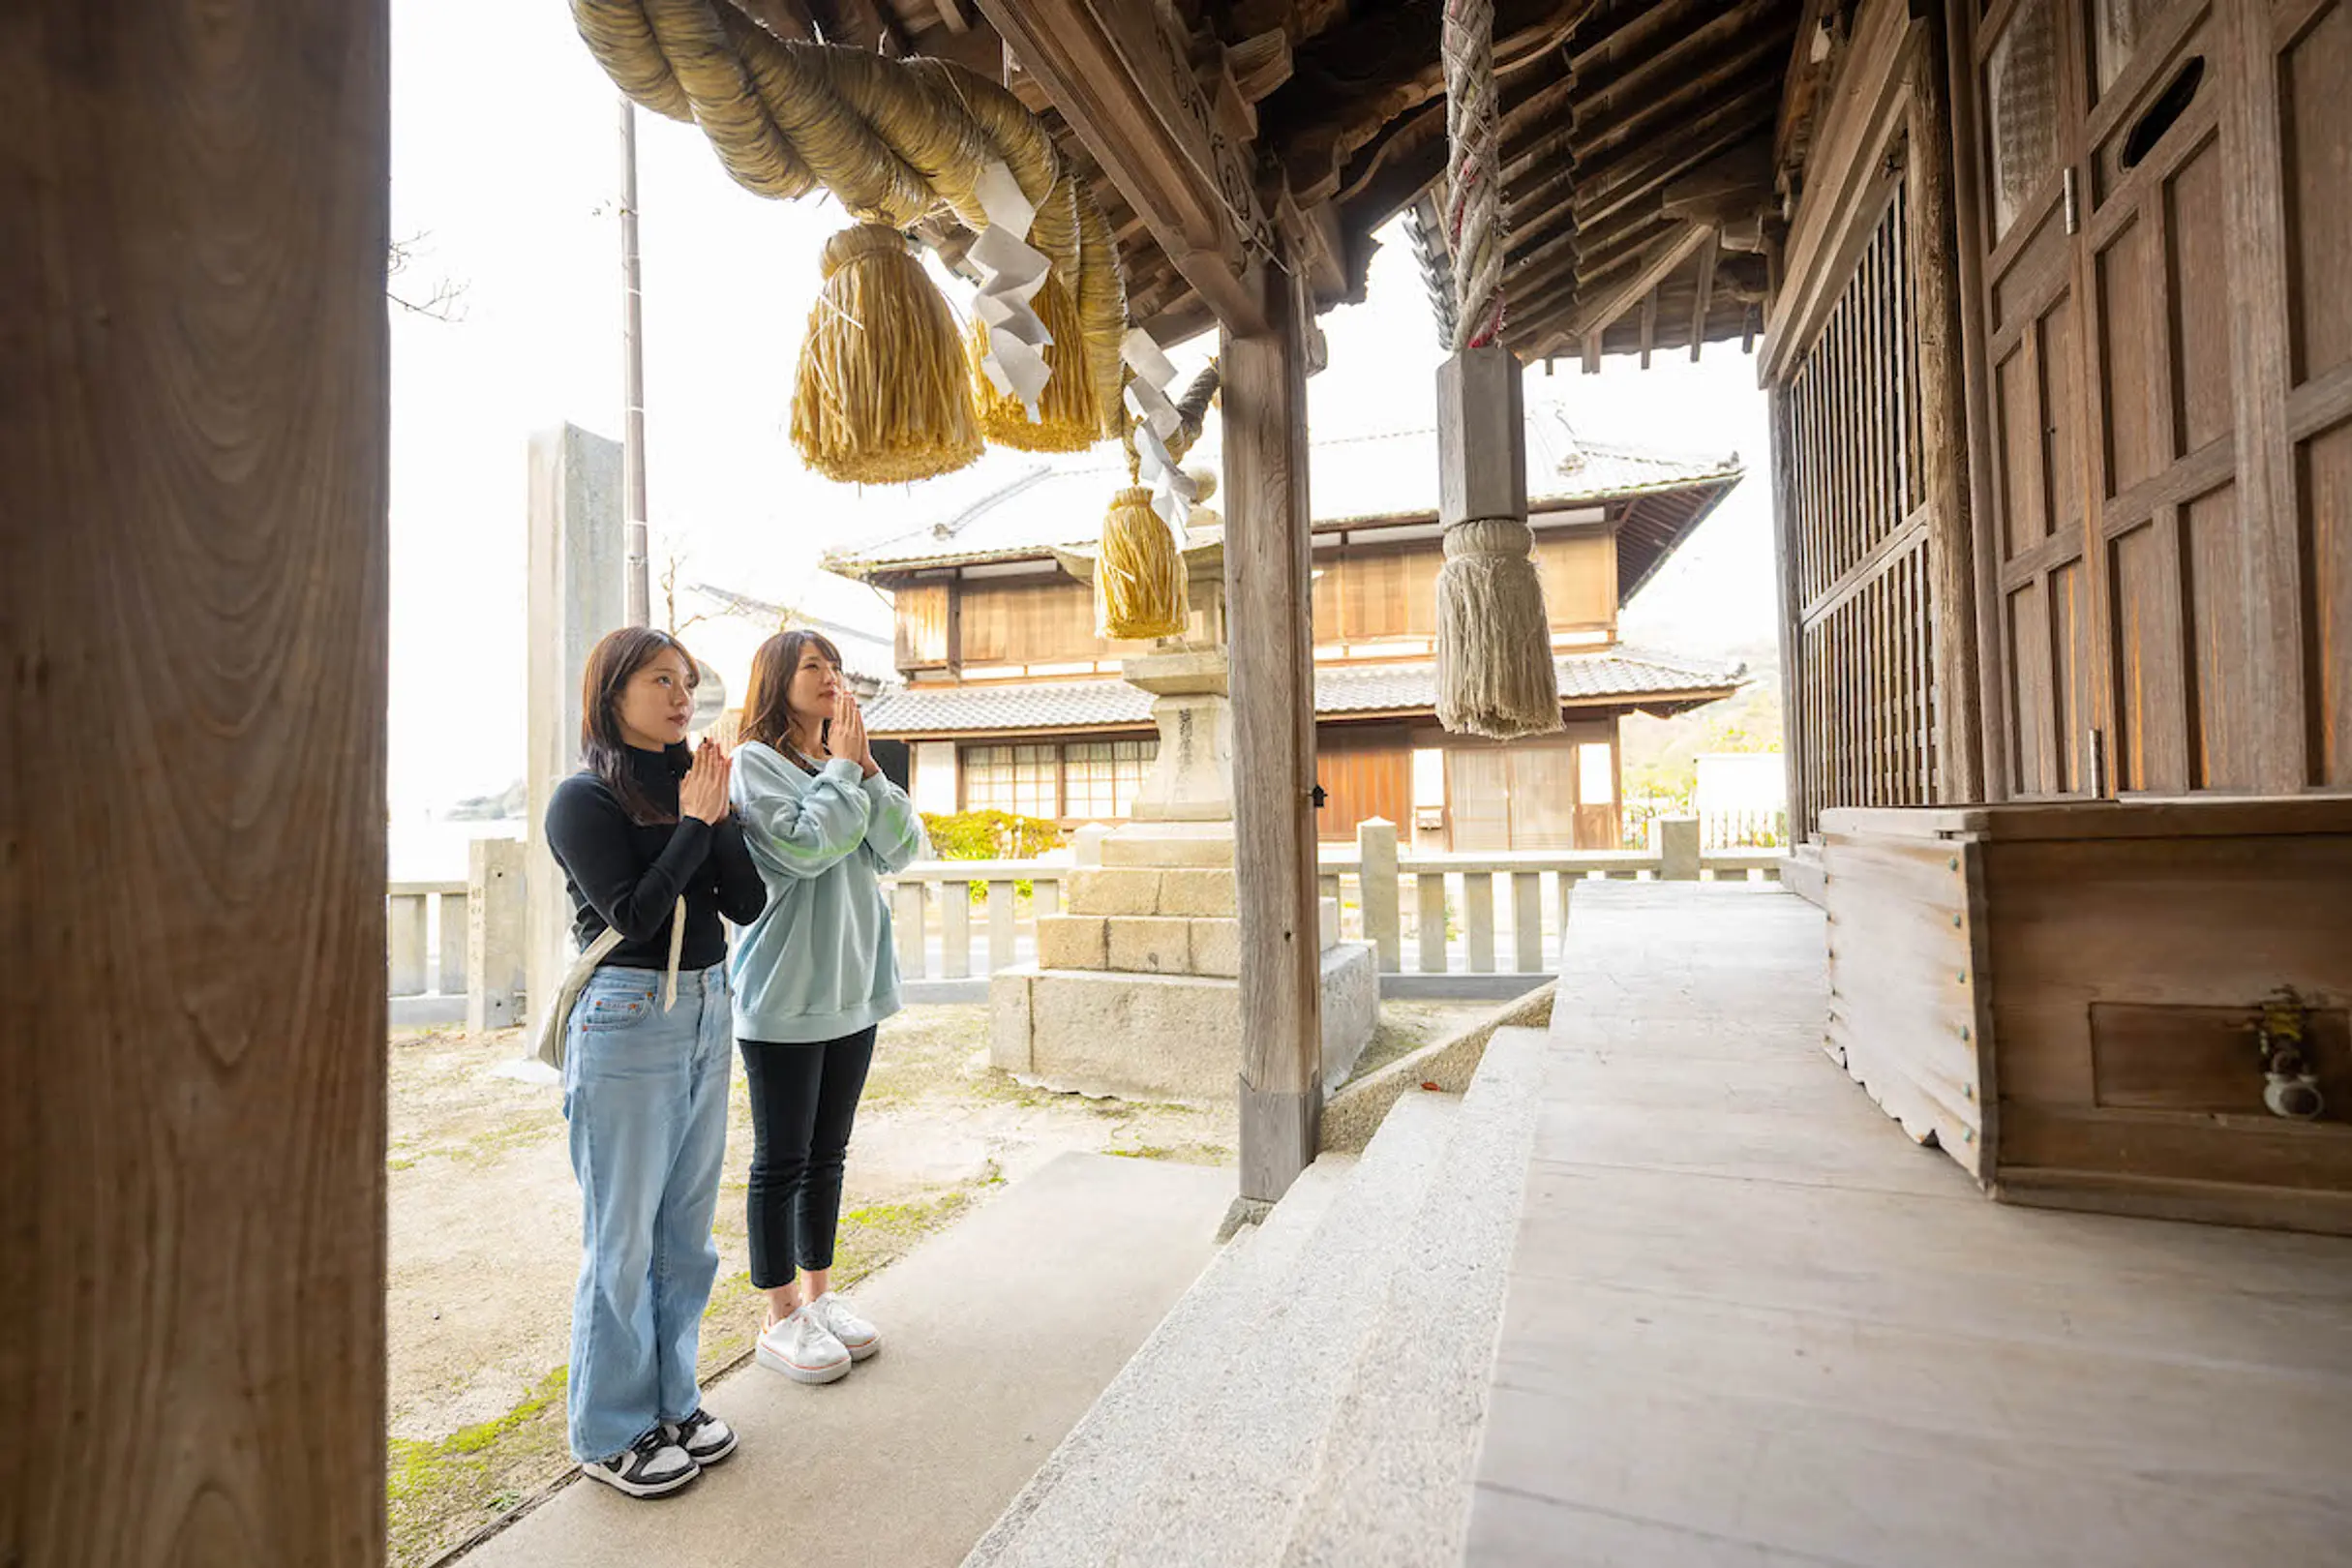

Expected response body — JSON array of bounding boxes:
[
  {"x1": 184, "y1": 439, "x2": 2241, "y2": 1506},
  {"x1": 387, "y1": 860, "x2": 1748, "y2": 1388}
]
[{"x1": 541, "y1": 627, "x2": 766, "y2": 1499}]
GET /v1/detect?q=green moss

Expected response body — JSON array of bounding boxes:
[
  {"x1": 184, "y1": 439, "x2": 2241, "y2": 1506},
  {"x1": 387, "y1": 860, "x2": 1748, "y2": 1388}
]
[{"x1": 385, "y1": 1365, "x2": 568, "y2": 1510}]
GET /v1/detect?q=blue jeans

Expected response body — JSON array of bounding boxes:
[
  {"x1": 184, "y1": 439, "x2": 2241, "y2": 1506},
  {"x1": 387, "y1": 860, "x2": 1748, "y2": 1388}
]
[{"x1": 561, "y1": 962, "x2": 732, "y2": 1462}]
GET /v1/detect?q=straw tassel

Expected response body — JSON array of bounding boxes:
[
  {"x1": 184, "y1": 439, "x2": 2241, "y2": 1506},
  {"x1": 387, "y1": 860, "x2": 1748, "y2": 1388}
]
[
  {"x1": 791, "y1": 223, "x2": 982, "y2": 486},
  {"x1": 1097, "y1": 485, "x2": 1189, "y2": 641},
  {"x1": 1433, "y1": 519, "x2": 1559, "y2": 739},
  {"x1": 969, "y1": 270, "x2": 1101, "y2": 453}
]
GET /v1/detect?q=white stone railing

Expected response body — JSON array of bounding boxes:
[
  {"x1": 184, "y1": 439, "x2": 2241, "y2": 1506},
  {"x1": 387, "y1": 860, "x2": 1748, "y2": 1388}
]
[
  {"x1": 884, "y1": 817, "x2": 1782, "y2": 991},
  {"x1": 391, "y1": 820, "x2": 1784, "y2": 1018},
  {"x1": 386, "y1": 841, "x2": 527, "y2": 1028}
]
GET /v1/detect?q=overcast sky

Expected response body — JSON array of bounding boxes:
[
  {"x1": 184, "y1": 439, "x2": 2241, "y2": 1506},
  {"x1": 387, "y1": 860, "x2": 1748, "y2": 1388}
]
[{"x1": 387, "y1": 0, "x2": 1776, "y2": 815}]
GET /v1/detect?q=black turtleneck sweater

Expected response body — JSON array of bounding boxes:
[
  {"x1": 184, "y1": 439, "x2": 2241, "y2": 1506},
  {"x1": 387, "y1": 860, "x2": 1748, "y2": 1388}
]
[{"x1": 544, "y1": 742, "x2": 768, "y2": 972}]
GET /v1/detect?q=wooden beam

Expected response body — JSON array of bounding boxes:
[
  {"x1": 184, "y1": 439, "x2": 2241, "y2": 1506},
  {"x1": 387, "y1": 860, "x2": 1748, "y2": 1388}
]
[
  {"x1": 1223, "y1": 263, "x2": 1323, "y2": 1202},
  {"x1": 933, "y1": 0, "x2": 970, "y2": 31},
  {"x1": 1557, "y1": 221, "x2": 1706, "y2": 340},
  {"x1": 1638, "y1": 284, "x2": 1659, "y2": 368},
  {"x1": 974, "y1": 0, "x2": 1275, "y2": 331},
  {"x1": 7, "y1": 0, "x2": 390, "y2": 1561},
  {"x1": 1272, "y1": 0, "x2": 1594, "y2": 203},
  {"x1": 1226, "y1": 28, "x2": 1294, "y2": 103},
  {"x1": 1688, "y1": 227, "x2": 1719, "y2": 361}
]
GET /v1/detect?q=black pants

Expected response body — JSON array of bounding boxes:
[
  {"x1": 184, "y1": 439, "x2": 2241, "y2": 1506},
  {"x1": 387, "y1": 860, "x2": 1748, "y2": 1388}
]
[{"x1": 739, "y1": 1027, "x2": 876, "y2": 1290}]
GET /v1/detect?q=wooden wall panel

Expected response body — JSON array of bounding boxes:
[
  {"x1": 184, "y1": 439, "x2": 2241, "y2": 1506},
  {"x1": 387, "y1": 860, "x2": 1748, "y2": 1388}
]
[
  {"x1": 895, "y1": 581, "x2": 950, "y2": 668},
  {"x1": 1314, "y1": 727, "x2": 1411, "y2": 843},
  {"x1": 2282, "y1": 1, "x2": 2352, "y2": 386},
  {"x1": 2307, "y1": 421, "x2": 2352, "y2": 785},
  {"x1": 2167, "y1": 138, "x2": 2234, "y2": 456},
  {"x1": 1534, "y1": 531, "x2": 1616, "y2": 629},
  {"x1": 2282, "y1": 1, "x2": 2352, "y2": 788},
  {"x1": 4, "y1": 1, "x2": 391, "y2": 1561},
  {"x1": 2109, "y1": 519, "x2": 2190, "y2": 791},
  {"x1": 2184, "y1": 480, "x2": 2251, "y2": 789},
  {"x1": 2096, "y1": 214, "x2": 2161, "y2": 498}
]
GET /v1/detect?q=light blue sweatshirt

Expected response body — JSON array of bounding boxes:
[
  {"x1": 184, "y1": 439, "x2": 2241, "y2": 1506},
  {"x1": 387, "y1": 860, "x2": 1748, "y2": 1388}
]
[{"x1": 728, "y1": 740, "x2": 929, "y2": 1043}]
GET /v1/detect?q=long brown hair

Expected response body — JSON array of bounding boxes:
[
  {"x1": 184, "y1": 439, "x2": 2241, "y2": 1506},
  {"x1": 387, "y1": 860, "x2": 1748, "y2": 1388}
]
[
  {"x1": 580, "y1": 625, "x2": 701, "y2": 825},
  {"x1": 739, "y1": 628, "x2": 844, "y2": 758}
]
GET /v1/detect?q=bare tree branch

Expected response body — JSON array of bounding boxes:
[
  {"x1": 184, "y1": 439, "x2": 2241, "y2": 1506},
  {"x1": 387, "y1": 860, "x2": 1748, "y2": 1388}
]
[{"x1": 388, "y1": 232, "x2": 468, "y2": 322}]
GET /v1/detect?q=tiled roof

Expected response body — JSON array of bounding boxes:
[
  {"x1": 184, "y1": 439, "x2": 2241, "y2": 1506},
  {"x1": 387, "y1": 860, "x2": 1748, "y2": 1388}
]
[
  {"x1": 824, "y1": 404, "x2": 1740, "y2": 580},
  {"x1": 861, "y1": 648, "x2": 1742, "y2": 737}
]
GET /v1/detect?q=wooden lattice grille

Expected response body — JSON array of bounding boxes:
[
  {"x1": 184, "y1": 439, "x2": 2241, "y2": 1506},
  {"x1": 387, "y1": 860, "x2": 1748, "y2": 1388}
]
[{"x1": 1785, "y1": 180, "x2": 1938, "y2": 837}]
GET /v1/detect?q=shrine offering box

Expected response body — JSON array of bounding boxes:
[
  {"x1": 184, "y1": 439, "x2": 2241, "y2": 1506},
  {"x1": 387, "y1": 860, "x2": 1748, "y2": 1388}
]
[{"x1": 1821, "y1": 798, "x2": 2352, "y2": 1234}]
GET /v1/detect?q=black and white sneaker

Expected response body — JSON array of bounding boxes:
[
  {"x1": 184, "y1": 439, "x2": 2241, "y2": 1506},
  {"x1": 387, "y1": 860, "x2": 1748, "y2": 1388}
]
[
  {"x1": 664, "y1": 1407, "x2": 738, "y2": 1467},
  {"x1": 582, "y1": 1427, "x2": 698, "y2": 1498}
]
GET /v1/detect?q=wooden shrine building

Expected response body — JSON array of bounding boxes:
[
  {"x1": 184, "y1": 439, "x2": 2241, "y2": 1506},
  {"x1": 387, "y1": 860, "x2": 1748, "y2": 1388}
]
[
  {"x1": 824, "y1": 414, "x2": 1744, "y2": 849},
  {"x1": 10, "y1": 0, "x2": 2350, "y2": 1561}
]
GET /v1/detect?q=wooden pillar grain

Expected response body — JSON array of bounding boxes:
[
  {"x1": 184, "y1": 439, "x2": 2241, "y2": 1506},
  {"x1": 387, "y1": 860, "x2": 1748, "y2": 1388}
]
[
  {"x1": 3, "y1": 3, "x2": 390, "y2": 1563},
  {"x1": 1907, "y1": 21, "x2": 1986, "y2": 804},
  {"x1": 1943, "y1": 0, "x2": 2012, "y2": 799},
  {"x1": 1223, "y1": 264, "x2": 1323, "y2": 1203}
]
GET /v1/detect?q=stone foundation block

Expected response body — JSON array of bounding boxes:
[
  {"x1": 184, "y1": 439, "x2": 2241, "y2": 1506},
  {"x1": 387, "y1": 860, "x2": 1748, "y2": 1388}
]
[
  {"x1": 1067, "y1": 868, "x2": 1162, "y2": 918},
  {"x1": 1190, "y1": 918, "x2": 1242, "y2": 978},
  {"x1": 1321, "y1": 895, "x2": 1341, "y2": 950},
  {"x1": 1101, "y1": 826, "x2": 1237, "y2": 869},
  {"x1": 1107, "y1": 917, "x2": 1191, "y2": 975},
  {"x1": 1037, "y1": 915, "x2": 1109, "y2": 971},
  {"x1": 1159, "y1": 868, "x2": 1237, "y2": 917},
  {"x1": 989, "y1": 969, "x2": 1036, "y2": 1074},
  {"x1": 984, "y1": 942, "x2": 1382, "y2": 1103}
]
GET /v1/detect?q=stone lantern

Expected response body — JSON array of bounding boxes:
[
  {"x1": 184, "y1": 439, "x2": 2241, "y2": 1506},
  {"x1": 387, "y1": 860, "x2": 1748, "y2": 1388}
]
[{"x1": 989, "y1": 474, "x2": 1380, "y2": 1103}]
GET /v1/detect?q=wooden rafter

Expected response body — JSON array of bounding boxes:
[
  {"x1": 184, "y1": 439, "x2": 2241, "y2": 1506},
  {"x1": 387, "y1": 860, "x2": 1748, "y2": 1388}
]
[
  {"x1": 1269, "y1": 0, "x2": 1595, "y2": 203},
  {"x1": 974, "y1": 0, "x2": 1274, "y2": 331},
  {"x1": 1687, "y1": 227, "x2": 1718, "y2": 361}
]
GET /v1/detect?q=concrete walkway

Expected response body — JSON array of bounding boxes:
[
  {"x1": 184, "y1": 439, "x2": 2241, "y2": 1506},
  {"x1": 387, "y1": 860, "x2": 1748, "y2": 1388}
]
[
  {"x1": 1471, "y1": 883, "x2": 2352, "y2": 1566},
  {"x1": 456, "y1": 1152, "x2": 1232, "y2": 1568}
]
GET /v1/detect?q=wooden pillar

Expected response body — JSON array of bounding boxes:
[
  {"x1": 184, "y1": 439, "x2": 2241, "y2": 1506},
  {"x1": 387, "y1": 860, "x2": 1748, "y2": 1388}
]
[
  {"x1": 2216, "y1": 0, "x2": 2307, "y2": 793},
  {"x1": 1767, "y1": 384, "x2": 1810, "y2": 843},
  {"x1": 1907, "y1": 20, "x2": 1985, "y2": 804},
  {"x1": 4, "y1": 3, "x2": 390, "y2": 1563},
  {"x1": 1944, "y1": 0, "x2": 2012, "y2": 800},
  {"x1": 1223, "y1": 263, "x2": 1323, "y2": 1203}
]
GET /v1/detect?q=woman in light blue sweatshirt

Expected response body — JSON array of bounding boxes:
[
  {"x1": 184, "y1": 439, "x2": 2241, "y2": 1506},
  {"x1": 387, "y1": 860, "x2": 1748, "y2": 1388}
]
[{"x1": 727, "y1": 628, "x2": 927, "y2": 1387}]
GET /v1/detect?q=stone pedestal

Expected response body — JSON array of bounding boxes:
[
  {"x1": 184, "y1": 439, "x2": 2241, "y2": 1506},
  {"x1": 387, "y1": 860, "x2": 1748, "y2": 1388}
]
[
  {"x1": 990, "y1": 822, "x2": 1378, "y2": 1102},
  {"x1": 1001, "y1": 504, "x2": 1380, "y2": 1103}
]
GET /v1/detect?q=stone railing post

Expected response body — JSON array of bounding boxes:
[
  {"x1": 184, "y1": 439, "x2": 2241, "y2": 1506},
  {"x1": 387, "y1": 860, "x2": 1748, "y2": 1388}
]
[
  {"x1": 1072, "y1": 823, "x2": 1110, "y2": 867},
  {"x1": 467, "y1": 838, "x2": 528, "y2": 1032},
  {"x1": 1357, "y1": 817, "x2": 1402, "y2": 972},
  {"x1": 1661, "y1": 815, "x2": 1703, "y2": 881}
]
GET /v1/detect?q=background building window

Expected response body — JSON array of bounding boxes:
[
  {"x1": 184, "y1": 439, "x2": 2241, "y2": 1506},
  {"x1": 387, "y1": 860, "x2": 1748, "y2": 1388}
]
[
  {"x1": 1578, "y1": 741, "x2": 1616, "y2": 805},
  {"x1": 1062, "y1": 739, "x2": 1158, "y2": 820},
  {"x1": 963, "y1": 743, "x2": 1060, "y2": 819}
]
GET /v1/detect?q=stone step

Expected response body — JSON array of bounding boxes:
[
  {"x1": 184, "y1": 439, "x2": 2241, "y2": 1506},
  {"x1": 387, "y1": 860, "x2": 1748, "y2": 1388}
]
[
  {"x1": 1279, "y1": 1026, "x2": 1551, "y2": 1568},
  {"x1": 1101, "y1": 1088, "x2": 1469, "y2": 1568},
  {"x1": 960, "y1": 1152, "x2": 1360, "y2": 1568}
]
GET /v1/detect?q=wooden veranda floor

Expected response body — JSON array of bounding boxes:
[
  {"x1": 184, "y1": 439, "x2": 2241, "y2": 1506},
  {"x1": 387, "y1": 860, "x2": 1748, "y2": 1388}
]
[{"x1": 1468, "y1": 883, "x2": 2352, "y2": 1567}]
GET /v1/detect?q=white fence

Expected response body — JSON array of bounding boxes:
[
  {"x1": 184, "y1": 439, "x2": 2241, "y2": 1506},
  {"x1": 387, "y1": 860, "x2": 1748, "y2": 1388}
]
[{"x1": 390, "y1": 817, "x2": 1783, "y2": 1019}]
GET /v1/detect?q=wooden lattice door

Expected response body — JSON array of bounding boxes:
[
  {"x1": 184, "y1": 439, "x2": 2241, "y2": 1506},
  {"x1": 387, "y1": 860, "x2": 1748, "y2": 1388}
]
[
  {"x1": 1976, "y1": 0, "x2": 2104, "y2": 799},
  {"x1": 1973, "y1": 0, "x2": 2352, "y2": 797}
]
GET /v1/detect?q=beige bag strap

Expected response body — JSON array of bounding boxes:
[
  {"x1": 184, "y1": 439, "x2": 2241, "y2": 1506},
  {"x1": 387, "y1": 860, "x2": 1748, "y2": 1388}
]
[{"x1": 534, "y1": 897, "x2": 691, "y2": 1069}]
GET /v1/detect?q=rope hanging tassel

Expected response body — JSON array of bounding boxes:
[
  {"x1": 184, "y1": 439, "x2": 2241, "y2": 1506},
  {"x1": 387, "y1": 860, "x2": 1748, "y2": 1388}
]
[
  {"x1": 792, "y1": 223, "x2": 983, "y2": 484},
  {"x1": 1098, "y1": 344, "x2": 1217, "y2": 641},
  {"x1": 1432, "y1": 0, "x2": 1560, "y2": 739},
  {"x1": 568, "y1": 1, "x2": 1128, "y2": 478}
]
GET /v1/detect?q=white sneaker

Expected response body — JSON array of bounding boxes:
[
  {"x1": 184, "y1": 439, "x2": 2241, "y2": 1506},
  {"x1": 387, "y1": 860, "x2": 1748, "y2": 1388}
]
[
  {"x1": 663, "y1": 1406, "x2": 737, "y2": 1466},
  {"x1": 756, "y1": 1305, "x2": 852, "y2": 1384},
  {"x1": 582, "y1": 1427, "x2": 698, "y2": 1498},
  {"x1": 806, "y1": 1291, "x2": 881, "y2": 1361}
]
